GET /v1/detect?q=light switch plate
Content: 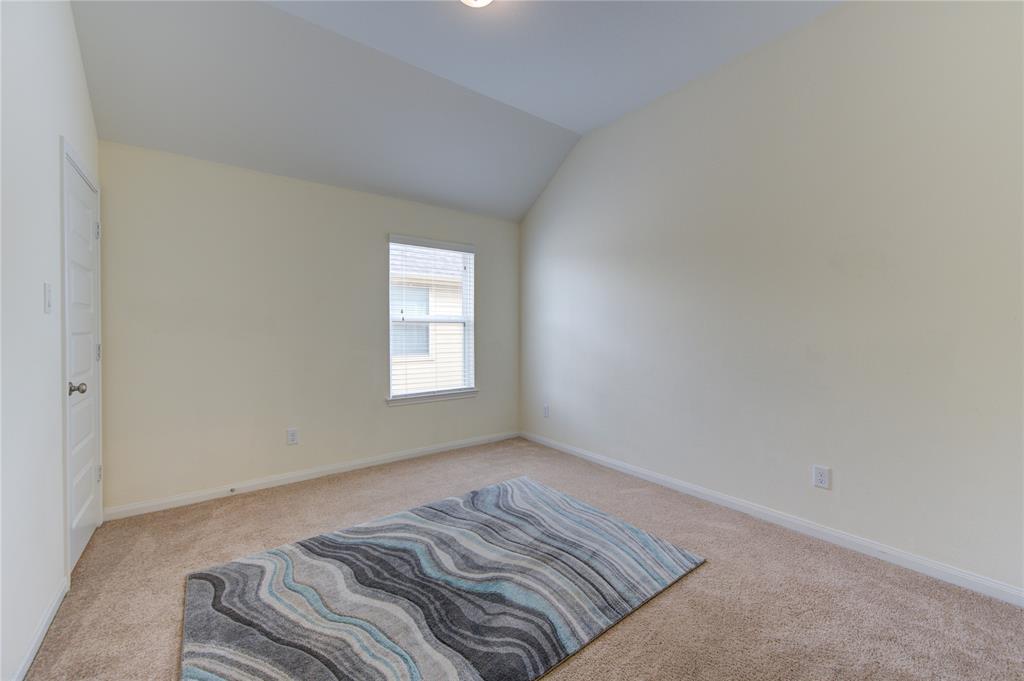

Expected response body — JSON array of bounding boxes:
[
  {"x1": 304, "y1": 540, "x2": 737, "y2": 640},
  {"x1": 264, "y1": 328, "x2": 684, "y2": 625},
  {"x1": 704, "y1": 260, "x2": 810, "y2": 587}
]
[{"x1": 43, "y1": 282, "x2": 53, "y2": 314}]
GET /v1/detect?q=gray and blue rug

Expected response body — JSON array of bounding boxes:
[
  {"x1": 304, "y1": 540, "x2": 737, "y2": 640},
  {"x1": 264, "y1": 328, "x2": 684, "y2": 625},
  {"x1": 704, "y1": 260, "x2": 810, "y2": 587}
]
[{"x1": 181, "y1": 477, "x2": 703, "y2": 681}]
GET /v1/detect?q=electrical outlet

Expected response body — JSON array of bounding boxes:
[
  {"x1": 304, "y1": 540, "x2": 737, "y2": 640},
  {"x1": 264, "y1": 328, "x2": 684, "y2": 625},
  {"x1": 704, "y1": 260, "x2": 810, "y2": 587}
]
[
  {"x1": 543, "y1": 403, "x2": 549, "y2": 418},
  {"x1": 286, "y1": 428, "x2": 300, "y2": 446},
  {"x1": 812, "y1": 465, "x2": 831, "y2": 490}
]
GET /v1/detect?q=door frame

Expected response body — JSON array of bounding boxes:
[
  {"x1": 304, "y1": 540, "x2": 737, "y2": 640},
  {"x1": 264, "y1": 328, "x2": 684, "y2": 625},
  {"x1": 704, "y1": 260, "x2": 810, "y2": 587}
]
[{"x1": 61, "y1": 136, "x2": 102, "y2": 576}]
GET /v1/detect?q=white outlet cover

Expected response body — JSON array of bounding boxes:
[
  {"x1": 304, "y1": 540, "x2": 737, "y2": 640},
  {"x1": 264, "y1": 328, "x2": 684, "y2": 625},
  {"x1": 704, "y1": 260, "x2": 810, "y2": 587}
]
[
  {"x1": 543, "y1": 403, "x2": 549, "y2": 418},
  {"x1": 812, "y1": 465, "x2": 831, "y2": 489},
  {"x1": 286, "y1": 428, "x2": 300, "y2": 445}
]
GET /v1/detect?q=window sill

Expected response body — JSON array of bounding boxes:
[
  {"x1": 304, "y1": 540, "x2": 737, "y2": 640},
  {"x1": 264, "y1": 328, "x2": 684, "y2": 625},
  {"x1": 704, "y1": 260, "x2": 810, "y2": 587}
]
[{"x1": 387, "y1": 389, "x2": 478, "y2": 406}]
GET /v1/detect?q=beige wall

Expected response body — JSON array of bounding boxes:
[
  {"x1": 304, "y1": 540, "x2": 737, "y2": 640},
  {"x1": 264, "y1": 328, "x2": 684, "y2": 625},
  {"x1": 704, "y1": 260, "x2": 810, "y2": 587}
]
[
  {"x1": 99, "y1": 142, "x2": 519, "y2": 510},
  {"x1": 1, "y1": 2, "x2": 99, "y2": 677},
  {"x1": 521, "y1": 2, "x2": 1023, "y2": 589}
]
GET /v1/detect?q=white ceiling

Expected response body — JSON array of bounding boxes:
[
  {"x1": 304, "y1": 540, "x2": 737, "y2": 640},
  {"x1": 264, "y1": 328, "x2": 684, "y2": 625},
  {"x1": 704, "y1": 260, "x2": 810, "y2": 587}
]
[
  {"x1": 275, "y1": 1, "x2": 834, "y2": 134},
  {"x1": 73, "y1": 1, "x2": 833, "y2": 221}
]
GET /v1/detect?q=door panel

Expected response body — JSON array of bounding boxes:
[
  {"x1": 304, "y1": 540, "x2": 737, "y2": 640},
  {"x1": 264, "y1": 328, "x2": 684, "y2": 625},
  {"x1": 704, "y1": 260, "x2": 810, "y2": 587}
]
[
  {"x1": 65, "y1": 150, "x2": 101, "y2": 571},
  {"x1": 70, "y1": 332, "x2": 93, "y2": 376}
]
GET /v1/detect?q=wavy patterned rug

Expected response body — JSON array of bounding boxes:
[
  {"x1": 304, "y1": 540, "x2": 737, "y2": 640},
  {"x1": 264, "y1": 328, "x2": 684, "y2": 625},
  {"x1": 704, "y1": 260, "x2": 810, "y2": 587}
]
[{"x1": 181, "y1": 477, "x2": 704, "y2": 681}]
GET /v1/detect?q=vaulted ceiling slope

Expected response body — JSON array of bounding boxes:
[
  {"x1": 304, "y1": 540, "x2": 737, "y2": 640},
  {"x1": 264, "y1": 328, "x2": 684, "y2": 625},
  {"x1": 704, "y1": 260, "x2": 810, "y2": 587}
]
[
  {"x1": 72, "y1": 1, "x2": 577, "y2": 221},
  {"x1": 73, "y1": 1, "x2": 833, "y2": 221},
  {"x1": 274, "y1": 1, "x2": 834, "y2": 135}
]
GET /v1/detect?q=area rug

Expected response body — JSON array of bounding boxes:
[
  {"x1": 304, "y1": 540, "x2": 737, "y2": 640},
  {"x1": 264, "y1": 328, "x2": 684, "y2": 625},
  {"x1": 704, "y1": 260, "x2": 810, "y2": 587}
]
[{"x1": 181, "y1": 476, "x2": 704, "y2": 681}]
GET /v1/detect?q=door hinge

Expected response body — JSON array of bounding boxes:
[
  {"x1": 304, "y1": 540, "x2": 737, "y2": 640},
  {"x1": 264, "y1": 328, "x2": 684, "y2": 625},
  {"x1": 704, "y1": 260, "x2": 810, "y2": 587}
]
[
  {"x1": 95, "y1": 222, "x2": 101, "y2": 240},
  {"x1": 96, "y1": 465, "x2": 103, "y2": 483},
  {"x1": 96, "y1": 343, "x2": 102, "y2": 362}
]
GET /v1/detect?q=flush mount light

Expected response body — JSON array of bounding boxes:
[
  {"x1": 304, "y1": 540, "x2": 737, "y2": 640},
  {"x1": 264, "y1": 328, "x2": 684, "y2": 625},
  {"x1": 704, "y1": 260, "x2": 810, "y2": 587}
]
[{"x1": 461, "y1": 0, "x2": 494, "y2": 7}]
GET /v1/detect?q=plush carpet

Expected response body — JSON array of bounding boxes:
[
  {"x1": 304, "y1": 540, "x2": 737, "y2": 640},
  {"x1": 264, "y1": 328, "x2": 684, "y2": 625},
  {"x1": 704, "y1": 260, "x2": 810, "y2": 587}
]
[
  {"x1": 181, "y1": 476, "x2": 703, "y2": 681},
  {"x1": 24, "y1": 438, "x2": 1024, "y2": 680}
]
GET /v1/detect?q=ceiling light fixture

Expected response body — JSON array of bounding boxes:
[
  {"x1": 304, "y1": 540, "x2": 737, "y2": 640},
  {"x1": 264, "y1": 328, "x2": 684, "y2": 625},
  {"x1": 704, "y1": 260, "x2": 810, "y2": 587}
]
[{"x1": 461, "y1": 0, "x2": 493, "y2": 8}]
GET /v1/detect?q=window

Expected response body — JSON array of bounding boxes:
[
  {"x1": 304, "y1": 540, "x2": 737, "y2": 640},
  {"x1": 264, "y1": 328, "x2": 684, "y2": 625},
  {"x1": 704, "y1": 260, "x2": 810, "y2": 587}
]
[{"x1": 389, "y1": 236, "x2": 475, "y2": 400}]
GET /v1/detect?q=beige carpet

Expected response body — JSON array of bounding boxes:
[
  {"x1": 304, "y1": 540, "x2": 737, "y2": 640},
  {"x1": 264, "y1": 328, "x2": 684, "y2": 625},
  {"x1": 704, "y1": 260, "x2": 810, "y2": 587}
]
[{"x1": 26, "y1": 438, "x2": 1023, "y2": 680}]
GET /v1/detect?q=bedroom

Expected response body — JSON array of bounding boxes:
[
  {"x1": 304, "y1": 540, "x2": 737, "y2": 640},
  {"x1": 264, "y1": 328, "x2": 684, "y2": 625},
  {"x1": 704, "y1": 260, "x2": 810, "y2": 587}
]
[{"x1": 2, "y1": 1, "x2": 1021, "y2": 679}]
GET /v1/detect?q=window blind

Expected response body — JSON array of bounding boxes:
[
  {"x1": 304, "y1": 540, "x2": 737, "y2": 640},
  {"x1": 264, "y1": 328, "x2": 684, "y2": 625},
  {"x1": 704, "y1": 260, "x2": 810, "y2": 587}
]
[{"x1": 389, "y1": 237, "x2": 475, "y2": 399}]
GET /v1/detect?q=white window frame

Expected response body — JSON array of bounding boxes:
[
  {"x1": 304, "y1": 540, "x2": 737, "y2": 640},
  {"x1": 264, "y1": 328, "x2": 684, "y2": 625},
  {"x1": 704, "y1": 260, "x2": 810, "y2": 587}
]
[{"x1": 387, "y1": 234, "x2": 477, "y2": 405}]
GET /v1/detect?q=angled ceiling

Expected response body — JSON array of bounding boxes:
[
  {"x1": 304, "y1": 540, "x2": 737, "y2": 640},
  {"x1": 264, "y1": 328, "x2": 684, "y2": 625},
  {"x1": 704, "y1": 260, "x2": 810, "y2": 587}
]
[
  {"x1": 274, "y1": 1, "x2": 834, "y2": 134},
  {"x1": 72, "y1": 1, "x2": 577, "y2": 221},
  {"x1": 73, "y1": 1, "x2": 833, "y2": 221}
]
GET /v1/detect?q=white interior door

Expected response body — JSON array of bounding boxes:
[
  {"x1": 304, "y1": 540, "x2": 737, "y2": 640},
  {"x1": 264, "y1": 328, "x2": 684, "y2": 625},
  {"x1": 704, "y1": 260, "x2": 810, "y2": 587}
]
[{"x1": 64, "y1": 143, "x2": 102, "y2": 571}]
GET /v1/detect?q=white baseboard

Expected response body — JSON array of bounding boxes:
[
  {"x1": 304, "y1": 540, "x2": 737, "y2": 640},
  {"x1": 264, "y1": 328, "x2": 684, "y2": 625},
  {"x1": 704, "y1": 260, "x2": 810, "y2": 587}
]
[
  {"x1": 102, "y1": 428, "x2": 1023, "y2": 607},
  {"x1": 104, "y1": 432, "x2": 519, "y2": 521},
  {"x1": 10, "y1": 577, "x2": 69, "y2": 681},
  {"x1": 521, "y1": 432, "x2": 1024, "y2": 608}
]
